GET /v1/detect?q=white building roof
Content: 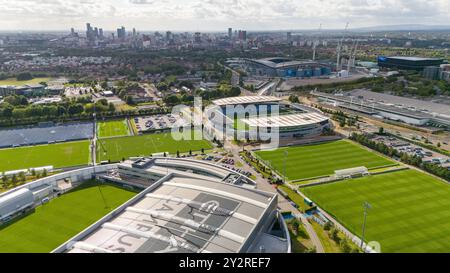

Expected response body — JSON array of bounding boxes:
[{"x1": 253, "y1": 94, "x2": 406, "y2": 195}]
[
  {"x1": 64, "y1": 174, "x2": 277, "y2": 253},
  {"x1": 213, "y1": 96, "x2": 282, "y2": 107},
  {"x1": 335, "y1": 166, "x2": 369, "y2": 177},
  {"x1": 242, "y1": 112, "x2": 329, "y2": 128}
]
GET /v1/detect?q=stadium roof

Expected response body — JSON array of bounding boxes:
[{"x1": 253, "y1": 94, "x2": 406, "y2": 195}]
[
  {"x1": 212, "y1": 96, "x2": 282, "y2": 106},
  {"x1": 387, "y1": 56, "x2": 444, "y2": 62},
  {"x1": 247, "y1": 58, "x2": 321, "y2": 69},
  {"x1": 56, "y1": 158, "x2": 287, "y2": 253},
  {"x1": 242, "y1": 112, "x2": 329, "y2": 128},
  {"x1": 63, "y1": 176, "x2": 277, "y2": 253}
]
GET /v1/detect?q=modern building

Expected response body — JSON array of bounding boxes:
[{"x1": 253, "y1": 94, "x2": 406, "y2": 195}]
[
  {"x1": 0, "y1": 188, "x2": 34, "y2": 222},
  {"x1": 314, "y1": 90, "x2": 450, "y2": 127},
  {"x1": 245, "y1": 57, "x2": 332, "y2": 78},
  {"x1": 0, "y1": 84, "x2": 45, "y2": 96},
  {"x1": 206, "y1": 96, "x2": 331, "y2": 141},
  {"x1": 53, "y1": 157, "x2": 290, "y2": 253},
  {"x1": 228, "y1": 28, "x2": 232, "y2": 39},
  {"x1": 377, "y1": 56, "x2": 446, "y2": 71}
]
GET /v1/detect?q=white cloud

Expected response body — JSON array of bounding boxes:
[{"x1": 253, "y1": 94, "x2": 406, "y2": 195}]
[{"x1": 0, "y1": 0, "x2": 448, "y2": 31}]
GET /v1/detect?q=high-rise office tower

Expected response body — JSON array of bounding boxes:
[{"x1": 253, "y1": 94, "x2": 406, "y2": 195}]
[
  {"x1": 194, "y1": 32, "x2": 201, "y2": 43},
  {"x1": 228, "y1": 28, "x2": 232, "y2": 38}
]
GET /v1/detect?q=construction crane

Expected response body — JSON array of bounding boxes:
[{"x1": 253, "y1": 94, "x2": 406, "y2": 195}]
[
  {"x1": 312, "y1": 23, "x2": 322, "y2": 61},
  {"x1": 347, "y1": 39, "x2": 359, "y2": 72},
  {"x1": 336, "y1": 22, "x2": 349, "y2": 71}
]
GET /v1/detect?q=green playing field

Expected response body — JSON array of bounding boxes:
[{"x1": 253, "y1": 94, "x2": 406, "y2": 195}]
[
  {"x1": 0, "y1": 181, "x2": 137, "y2": 253},
  {"x1": 97, "y1": 119, "x2": 130, "y2": 138},
  {"x1": 302, "y1": 169, "x2": 450, "y2": 253},
  {"x1": 97, "y1": 131, "x2": 213, "y2": 162},
  {"x1": 255, "y1": 140, "x2": 394, "y2": 181},
  {"x1": 0, "y1": 141, "x2": 90, "y2": 173}
]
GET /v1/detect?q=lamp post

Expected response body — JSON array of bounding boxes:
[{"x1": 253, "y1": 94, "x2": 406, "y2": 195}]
[
  {"x1": 361, "y1": 201, "x2": 372, "y2": 250},
  {"x1": 283, "y1": 150, "x2": 288, "y2": 183}
]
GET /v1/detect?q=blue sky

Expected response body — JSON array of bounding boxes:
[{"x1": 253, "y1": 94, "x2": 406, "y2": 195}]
[{"x1": 0, "y1": 0, "x2": 448, "y2": 31}]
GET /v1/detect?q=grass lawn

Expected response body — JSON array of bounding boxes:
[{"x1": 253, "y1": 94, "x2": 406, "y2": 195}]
[
  {"x1": 301, "y1": 169, "x2": 450, "y2": 253},
  {"x1": 0, "y1": 77, "x2": 52, "y2": 86},
  {"x1": 97, "y1": 131, "x2": 213, "y2": 162},
  {"x1": 0, "y1": 141, "x2": 90, "y2": 173},
  {"x1": 0, "y1": 181, "x2": 137, "y2": 253},
  {"x1": 255, "y1": 140, "x2": 394, "y2": 181},
  {"x1": 97, "y1": 119, "x2": 129, "y2": 138}
]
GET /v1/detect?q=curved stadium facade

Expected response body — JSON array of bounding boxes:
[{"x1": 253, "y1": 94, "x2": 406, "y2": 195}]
[
  {"x1": 245, "y1": 57, "x2": 332, "y2": 77},
  {"x1": 206, "y1": 96, "x2": 331, "y2": 141}
]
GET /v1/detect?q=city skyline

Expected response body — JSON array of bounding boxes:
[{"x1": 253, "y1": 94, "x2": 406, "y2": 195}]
[{"x1": 0, "y1": 0, "x2": 449, "y2": 31}]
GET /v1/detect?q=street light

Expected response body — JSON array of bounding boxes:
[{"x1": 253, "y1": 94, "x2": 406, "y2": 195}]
[
  {"x1": 361, "y1": 201, "x2": 372, "y2": 250},
  {"x1": 283, "y1": 150, "x2": 288, "y2": 183}
]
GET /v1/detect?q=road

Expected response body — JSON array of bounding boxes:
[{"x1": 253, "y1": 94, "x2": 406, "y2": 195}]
[{"x1": 223, "y1": 139, "x2": 325, "y2": 253}]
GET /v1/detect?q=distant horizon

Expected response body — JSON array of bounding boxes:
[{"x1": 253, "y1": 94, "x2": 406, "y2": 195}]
[
  {"x1": 0, "y1": 0, "x2": 449, "y2": 32},
  {"x1": 1, "y1": 23, "x2": 450, "y2": 34}
]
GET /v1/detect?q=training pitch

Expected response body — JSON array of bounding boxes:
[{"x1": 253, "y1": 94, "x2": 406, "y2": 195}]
[
  {"x1": 97, "y1": 131, "x2": 213, "y2": 162},
  {"x1": 0, "y1": 181, "x2": 137, "y2": 253},
  {"x1": 97, "y1": 119, "x2": 130, "y2": 138},
  {"x1": 302, "y1": 169, "x2": 450, "y2": 253},
  {"x1": 255, "y1": 140, "x2": 394, "y2": 181},
  {"x1": 0, "y1": 141, "x2": 90, "y2": 173}
]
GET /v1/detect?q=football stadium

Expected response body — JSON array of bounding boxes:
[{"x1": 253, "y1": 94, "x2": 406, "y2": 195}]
[
  {"x1": 0, "y1": 158, "x2": 291, "y2": 253},
  {"x1": 244, "y1": 58, "x2": 332, "y2": 77},
  {"x1": 206, "y1": 96, "x2": 331, "y2": 142}
]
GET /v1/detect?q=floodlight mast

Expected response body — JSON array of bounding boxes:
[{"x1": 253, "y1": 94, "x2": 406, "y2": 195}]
[
  {"x1": 283, "y1": 150, "x2": 288, "y2": 183},
  {"x1": 360, "y1": 201, "x2": 372, "y2": 250}
]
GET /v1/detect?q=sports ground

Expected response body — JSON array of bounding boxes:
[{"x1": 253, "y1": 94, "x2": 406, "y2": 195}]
[
  {"x1": 0, "y1": 181, "x2": 137, "y2": 253},
  {"x1": 0, "y1": 77, "x2": 52, "y2": 86},
  {"x1": 255, "y1": 140, "x2": 394, "y2": 181},
  {"x1": 97, "y1": 131, "x2": 213, "y2": 162},
  {"x1": 301, "y1": 169, "x2": 450, "y2": 253},
  {"x1": 97, "y1": 119, "x2": 130, "y2": 138},
  {"x1": 0, "y1": 141, "x2": 90, "y2": 173}
]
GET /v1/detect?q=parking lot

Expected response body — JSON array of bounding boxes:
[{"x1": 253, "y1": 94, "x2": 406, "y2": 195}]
[
  {"x1": 134, "y1": 114, "x2": 183, "y2": 132},
  {"x1": 373, "y1": 135, "x2": 449, "y2": 167}
]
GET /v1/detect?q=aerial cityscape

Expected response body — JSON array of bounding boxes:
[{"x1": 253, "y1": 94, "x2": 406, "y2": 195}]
[{"x1": 0, "y1": 0, "x2": 450, "y2": 258}]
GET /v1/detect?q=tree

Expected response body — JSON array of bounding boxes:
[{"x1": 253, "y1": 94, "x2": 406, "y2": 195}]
[
  {"x1": 378, "y1": 127, "x2": 385, "y2": 135},
  {"x1": 324, "y1": 221, "x2": 333, "y2": 231},
  {"x1": 11, "y1": 174, "x2": 18, "y2": 185},
  {"x1": 288, "y1": 95, "x2": 300, "y2": 103},
  {"x1": 340, "y1": 238, "x2": 352, "y2": 253},
  {"x1": 16, "y1": 72, "x2": 33, "y2": 81},
  {"x1": 330, "y1": 228, "x2": 340, "y2": 243},
  {"x1": 42, "y1": 169, "x2": 47, "y2": 177},
  {"x1": 19, "y1": 172, "x2": 26, "y2": 183}
]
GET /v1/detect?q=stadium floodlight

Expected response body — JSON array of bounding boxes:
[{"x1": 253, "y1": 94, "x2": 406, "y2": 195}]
[
  {"x1": 283, "y1": 150, "x2": 288, "y2": 183},
  {"x1": 361, "y1": 201, "x2": 372, "y2": 250}
]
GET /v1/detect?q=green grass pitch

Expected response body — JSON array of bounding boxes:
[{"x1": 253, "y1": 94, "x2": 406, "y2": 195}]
[
  {"x1": 0, "y1": 181, "x2": 137, "y2": 253},
  {"x1": 97, "y1": 119, "x2": 130, "y2": 138},
  {"x1": 301, "y1": 169, "x2": 450, "y2": 253},
  {"x1": 0, "y1": 141, "x2": 90, "y2": 173},
  {"x1": 97, "y1": 131, "x2": 213, "y2": 162},
  {"x1": 255, "y1": 140, "x2": 394, "y2": 181}
]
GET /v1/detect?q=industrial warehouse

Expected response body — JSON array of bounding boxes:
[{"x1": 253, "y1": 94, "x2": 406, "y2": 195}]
[
  {"x1": 0, "y1": 158, "x2": 290, "y2": 253},
  {"x1": 314, "y1": 90, "x2": 450, "y2": 128},
  {"x1": 206, "y1": 96, "x2": 332, "y2": 141}
]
